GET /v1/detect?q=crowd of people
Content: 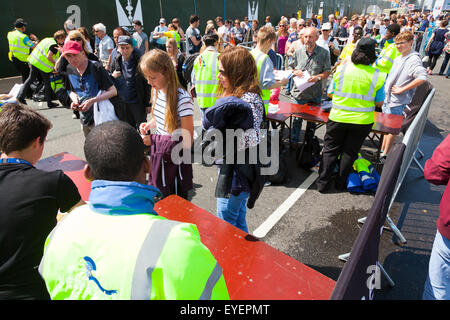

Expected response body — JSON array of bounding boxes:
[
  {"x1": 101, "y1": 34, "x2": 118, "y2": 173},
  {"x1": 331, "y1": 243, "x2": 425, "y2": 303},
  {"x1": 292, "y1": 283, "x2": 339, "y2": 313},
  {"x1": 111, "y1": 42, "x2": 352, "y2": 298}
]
[{"x1": 2, "y1": 8, "x2": 450, "y2": 300}]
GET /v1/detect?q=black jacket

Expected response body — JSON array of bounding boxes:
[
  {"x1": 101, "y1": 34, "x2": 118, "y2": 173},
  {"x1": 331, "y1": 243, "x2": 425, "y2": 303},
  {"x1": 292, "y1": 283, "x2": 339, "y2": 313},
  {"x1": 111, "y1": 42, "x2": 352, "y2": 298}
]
[
  {"x1": 204, "y1": 96, "x2": 266, "y2": 209},
  {"x1": 110, "y1": 49, "x2": 151, "y2": 109}
]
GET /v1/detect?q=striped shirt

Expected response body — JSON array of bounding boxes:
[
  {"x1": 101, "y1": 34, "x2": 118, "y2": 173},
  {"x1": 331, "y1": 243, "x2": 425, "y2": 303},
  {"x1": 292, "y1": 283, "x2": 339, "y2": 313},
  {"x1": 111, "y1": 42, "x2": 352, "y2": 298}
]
[{"x1": 153, "y1": 88, "x2": 194, "y2": 135}]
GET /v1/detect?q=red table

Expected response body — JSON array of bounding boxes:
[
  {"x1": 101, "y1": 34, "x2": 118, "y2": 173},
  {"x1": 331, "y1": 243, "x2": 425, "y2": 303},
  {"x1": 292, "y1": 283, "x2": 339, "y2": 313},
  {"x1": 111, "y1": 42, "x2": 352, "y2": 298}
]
[
  {"x1": 267, "y1": 100, "x2": 404, "y2": 161},
  {"x1": 36, "y1": 152, "x2": 336, "y2": 300}
]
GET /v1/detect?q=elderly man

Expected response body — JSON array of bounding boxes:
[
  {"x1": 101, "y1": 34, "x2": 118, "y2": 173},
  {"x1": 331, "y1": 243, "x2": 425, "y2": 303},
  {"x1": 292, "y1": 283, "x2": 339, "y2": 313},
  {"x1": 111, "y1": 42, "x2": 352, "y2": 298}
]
[
  {"x1": 93, "y1": 23, "x2": 114, "y2": 68},
  {"x1": 61, "y1": 40, "x2": 117, "y2": 137},
  {"x1": 110, "y1": 36, "x2": 151, "y2": 130},
  {"x1": 289, "y1": 27, "x2": 331, "y2": 144}
]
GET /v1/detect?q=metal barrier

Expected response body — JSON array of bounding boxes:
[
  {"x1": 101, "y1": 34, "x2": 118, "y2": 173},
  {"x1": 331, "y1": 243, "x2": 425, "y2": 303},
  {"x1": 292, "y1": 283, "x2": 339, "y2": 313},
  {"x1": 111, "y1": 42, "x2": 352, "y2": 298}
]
[
  {"x1": 331, "y1": 143, "x2": 405, "y2": 299},
  {"x1": 388, "y1": 88, "x2": 436, "y2": 220},
  {"x1": 355, "y1": 87, "x2": 436, "y2": 244},
  {"x1": 275, "y1": 53, "x2": 285, "y2": 70},
  {"x1": 237, "y1": 41, "x2": 255, "y2": 51}
]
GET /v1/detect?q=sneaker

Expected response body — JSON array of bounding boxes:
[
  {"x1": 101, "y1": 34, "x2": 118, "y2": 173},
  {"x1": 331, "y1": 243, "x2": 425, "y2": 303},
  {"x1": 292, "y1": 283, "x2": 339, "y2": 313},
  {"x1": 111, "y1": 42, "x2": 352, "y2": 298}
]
[
  {"x1": 17, "y1": 97, "x2": 27, "y2": 105},
  {"x1": 47, "y1": 102, "x2": 58, "y2": 109},
  {"x1": 264, "y1": 181, "x2": 271, "y2": 187},
  {"x1": 379, "y1": 155, "x2": 387, "y2": 165}
]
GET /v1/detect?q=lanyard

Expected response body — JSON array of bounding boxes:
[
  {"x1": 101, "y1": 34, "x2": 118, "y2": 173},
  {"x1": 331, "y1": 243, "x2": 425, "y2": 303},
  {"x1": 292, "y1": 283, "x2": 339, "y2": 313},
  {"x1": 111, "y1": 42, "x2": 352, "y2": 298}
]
[{"x1": 0, "y1": 158, "x2": 33, "y2": 166}]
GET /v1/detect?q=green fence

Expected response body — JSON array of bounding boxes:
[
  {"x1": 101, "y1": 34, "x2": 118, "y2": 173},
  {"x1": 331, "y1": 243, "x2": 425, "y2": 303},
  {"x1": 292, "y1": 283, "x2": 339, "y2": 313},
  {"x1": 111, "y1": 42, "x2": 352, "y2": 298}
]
[{"x1": 1, "y1": 0, "x2": 391, "y2": 78}]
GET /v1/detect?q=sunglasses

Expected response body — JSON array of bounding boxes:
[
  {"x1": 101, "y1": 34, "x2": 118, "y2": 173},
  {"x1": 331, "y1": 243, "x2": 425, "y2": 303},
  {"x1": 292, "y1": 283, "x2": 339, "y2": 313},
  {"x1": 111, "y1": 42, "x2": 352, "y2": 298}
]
[
  {"x1": 218, "y1": 68, "x2": 226, "y2": 75},
  {"x1": 70, "y1": 37, "x2": 83, "y2": 42},
  {"x1": 78, "y1": 77, "x2": 85, "y2": 91}
]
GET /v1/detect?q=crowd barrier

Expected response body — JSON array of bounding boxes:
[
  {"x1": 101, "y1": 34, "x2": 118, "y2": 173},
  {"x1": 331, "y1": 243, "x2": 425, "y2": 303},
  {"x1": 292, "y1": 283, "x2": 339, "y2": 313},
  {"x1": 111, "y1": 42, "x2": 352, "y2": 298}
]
[
  {"x1": 336, "y1": 84, "x2": 435, "y2": 295},
  {"x1": 330, "y1": 142, "x2": 406, "y2": 300},
  {"x1": 385, "y1": 87, "x2": 436, "y2": 243},
  {"x1": 353, "y1": 85, "x2": 435, "y2": 245}
]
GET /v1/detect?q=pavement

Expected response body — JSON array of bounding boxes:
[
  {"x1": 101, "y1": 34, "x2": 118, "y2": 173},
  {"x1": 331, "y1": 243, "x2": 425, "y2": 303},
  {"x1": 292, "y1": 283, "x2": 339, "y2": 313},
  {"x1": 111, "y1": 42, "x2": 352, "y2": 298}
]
[{"x1": 1, "y1": 56, "x2": 448, "y2": 300}]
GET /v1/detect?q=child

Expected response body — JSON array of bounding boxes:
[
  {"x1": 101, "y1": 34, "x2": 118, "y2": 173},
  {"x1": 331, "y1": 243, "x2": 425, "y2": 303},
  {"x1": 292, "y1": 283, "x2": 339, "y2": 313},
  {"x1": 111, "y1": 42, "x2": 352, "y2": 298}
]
[{"x1": 139, "y1": 49, "x2": 194, "y2": 199}]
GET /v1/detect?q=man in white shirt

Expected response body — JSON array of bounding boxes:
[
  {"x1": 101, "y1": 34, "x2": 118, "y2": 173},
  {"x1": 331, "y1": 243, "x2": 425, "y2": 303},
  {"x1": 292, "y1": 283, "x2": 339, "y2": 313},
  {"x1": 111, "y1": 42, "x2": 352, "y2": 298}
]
[
  {"x1": 93, "y1": 23, "x2": 114, "y2": 68},
  {"x1": 316, "y1": 22, "x2": 340, "y2": 66}
]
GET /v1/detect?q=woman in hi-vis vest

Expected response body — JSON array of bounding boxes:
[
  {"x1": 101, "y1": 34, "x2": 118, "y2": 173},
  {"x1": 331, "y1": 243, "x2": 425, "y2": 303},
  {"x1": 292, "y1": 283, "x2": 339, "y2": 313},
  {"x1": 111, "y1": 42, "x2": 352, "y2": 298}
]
[{"x1": 316, "y1": 38, "x2": 387, "y2": 193}]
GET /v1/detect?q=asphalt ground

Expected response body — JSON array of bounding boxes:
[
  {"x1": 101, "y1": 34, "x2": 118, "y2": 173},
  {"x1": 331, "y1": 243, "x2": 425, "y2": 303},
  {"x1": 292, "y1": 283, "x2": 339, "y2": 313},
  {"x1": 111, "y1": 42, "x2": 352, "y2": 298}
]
[{"x1": 1, "y1": 56, "x2": 448, "y2": 300}]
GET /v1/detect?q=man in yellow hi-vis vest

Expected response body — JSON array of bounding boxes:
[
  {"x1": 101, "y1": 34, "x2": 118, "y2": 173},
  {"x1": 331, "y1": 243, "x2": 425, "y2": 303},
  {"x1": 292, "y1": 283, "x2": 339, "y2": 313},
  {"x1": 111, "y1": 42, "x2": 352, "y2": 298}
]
[
  {"x1": 373, "y1": 23, "x2": 401, "y2": 74},
  {"x1": 39, "y1": 121, "x2": 229, "y2": 300},
  {"x1": 7, "y1": 18, "x2": 38, "y2": 83},
  {"x1": 192, "y1": 33, "x2": 220, "y2": 120},
  {"x1": 16, "y1": 30, "x2": 66, "y2": 108},
  {"x1": 316, "y1": 38, "x2": 387, "y2": 193},
  {"x1": 250, "y1": 26, "x2": 289, "y2": 116}
]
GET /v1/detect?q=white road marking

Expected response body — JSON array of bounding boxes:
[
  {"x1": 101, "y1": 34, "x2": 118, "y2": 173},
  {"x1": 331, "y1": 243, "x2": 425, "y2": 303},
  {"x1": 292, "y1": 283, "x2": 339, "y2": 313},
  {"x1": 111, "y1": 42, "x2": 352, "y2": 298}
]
[{"x1": 252, "y1": 171, "x2": 318, "y2": 238}]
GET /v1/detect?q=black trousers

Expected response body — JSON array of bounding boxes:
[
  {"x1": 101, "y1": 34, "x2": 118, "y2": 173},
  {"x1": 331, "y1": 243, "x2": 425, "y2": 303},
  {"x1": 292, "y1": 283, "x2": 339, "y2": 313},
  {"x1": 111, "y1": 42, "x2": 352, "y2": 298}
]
[
  {"x1": 428, "y1": 53, "x2": 441, "y2": 71},
  {"x1": 18, "y1": 65, "x2": 53, "y2": 106},
  {"x1": 317, "y1": 120, "x2": 373, "y2": 189},
  {"x1": 12, "y1": 56, "x2": 30, "y2": 83}
]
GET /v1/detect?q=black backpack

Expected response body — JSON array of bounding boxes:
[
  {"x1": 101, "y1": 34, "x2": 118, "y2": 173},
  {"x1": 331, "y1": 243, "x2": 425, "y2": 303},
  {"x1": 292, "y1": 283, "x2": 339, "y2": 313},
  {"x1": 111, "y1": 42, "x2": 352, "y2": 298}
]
[
  {"x1": 296, "y1": 126, "x2": 322, "y2": 170},
  {"x1": 182, "y1": 53, "x2": 199, "y2": 86}
]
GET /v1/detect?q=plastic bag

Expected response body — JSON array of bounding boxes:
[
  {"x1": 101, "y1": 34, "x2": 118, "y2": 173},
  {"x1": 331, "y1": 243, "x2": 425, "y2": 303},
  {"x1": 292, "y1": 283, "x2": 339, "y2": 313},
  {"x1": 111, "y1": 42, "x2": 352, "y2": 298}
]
[{"x1": 93, "y1": 90, "x2": 119, "y2": 125}]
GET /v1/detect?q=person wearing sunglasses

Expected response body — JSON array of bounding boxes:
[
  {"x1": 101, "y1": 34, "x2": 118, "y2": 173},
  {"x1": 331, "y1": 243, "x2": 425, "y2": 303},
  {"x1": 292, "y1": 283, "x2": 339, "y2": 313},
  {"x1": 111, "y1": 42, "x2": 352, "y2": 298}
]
[
  {"x1": 230, "y1": 19, "x2": 244, "y2": 45},
  {"x1": 152, "y1": 18, "x2": 168, "y2": 51},
  {"x1": 61, "y1": 40, "x2": 117, "y2": 137}
]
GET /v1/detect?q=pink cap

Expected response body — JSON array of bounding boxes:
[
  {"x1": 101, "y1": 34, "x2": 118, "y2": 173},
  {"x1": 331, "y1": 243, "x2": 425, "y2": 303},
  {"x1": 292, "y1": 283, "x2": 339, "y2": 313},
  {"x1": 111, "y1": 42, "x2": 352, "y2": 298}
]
[{"x1": 62, "y1": 40, "x2": 82, "y2": 55}]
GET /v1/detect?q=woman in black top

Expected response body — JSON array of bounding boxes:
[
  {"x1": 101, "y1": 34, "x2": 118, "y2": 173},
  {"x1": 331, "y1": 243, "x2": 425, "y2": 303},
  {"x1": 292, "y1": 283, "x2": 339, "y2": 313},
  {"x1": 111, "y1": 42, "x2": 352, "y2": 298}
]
[{"x1": 425, "y1": 19, "x2": 449, "y2": 74}]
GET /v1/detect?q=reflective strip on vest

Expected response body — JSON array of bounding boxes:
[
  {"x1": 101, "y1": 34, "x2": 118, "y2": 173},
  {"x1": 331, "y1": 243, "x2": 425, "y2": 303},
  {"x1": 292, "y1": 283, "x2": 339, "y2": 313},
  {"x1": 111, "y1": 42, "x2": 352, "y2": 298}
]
[
  {"x1": 130, "y1": 219, "x2": 181, "y2": 299},
  {"x1": 199, "y1": 263, "x2": 223, "y2": 300},
  {"x1": 332, "y1": 103, "x2": 375, "y2": 112}
]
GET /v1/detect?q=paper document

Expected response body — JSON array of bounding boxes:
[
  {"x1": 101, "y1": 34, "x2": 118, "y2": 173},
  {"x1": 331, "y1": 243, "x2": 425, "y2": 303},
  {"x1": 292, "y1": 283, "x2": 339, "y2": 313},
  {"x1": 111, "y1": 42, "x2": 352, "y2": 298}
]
[
  {"x1": 267, "y1": 103, "x2": 279, "y2": 114},
  {"x1": 274, "y1": 70, "x2": 293, "y2": 81},
  {"x1": 292, "y1": 70, "x2": 314, "y2": 94}
]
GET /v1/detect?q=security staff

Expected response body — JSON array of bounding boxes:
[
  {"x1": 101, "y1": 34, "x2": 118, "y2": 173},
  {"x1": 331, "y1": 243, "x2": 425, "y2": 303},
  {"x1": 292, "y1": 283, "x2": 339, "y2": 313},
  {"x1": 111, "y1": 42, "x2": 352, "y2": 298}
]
[
  {"x1": 17, "y1": 30, "x2": 66, "y2": 109},
  {"x1": 39, "y1": 121, "x2": 229, "y2": 300},
  {"x1": 192, "y1": 33, "x2": 220, "y2": 119},
  {"x1": 250, "y1": 26, "x2": 288, "y2": 115},
  {"x1": 7, "y1": 18, "x2": 38, "y2": 83},
  {"x1": 316, "y1": 38, "x2": 387, "y2": 193},
  {"x1": 373, "y1": 23, "x2": 401, "y2": 73}
]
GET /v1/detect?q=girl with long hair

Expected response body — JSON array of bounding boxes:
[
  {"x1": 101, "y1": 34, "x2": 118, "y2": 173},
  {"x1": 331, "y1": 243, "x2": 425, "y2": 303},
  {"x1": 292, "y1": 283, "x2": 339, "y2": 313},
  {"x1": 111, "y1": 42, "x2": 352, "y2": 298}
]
[{"x1": 139, "y1": 49, "x2": 194, "y2": 199}]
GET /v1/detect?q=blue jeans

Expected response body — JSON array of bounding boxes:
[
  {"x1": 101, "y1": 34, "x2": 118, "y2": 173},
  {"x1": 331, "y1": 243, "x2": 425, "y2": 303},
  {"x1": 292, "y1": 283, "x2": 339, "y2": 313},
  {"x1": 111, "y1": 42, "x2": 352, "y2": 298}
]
[
  {"x1": 292, "y1": 96, "x2": 322, "y2": 143},
  {"x1": 422, "y1": 230, "x2": 450, "y2": 300},
  {"x1": 382, "y1": 104, "x2": 406, "y2": 116},
  {"x1": 217, "y1": 192, "x2": 250, "y2": 233},
  {"x1": 439, "y1": 52, "x2": 450, "y2": 76}
]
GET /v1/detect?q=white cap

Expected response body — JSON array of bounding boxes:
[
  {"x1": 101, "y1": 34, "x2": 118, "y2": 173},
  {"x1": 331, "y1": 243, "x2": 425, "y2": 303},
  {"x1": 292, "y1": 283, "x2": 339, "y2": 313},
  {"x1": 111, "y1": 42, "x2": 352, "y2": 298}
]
[{"x1": 322, "y1": 22, "x2": 332, "y2": 30}]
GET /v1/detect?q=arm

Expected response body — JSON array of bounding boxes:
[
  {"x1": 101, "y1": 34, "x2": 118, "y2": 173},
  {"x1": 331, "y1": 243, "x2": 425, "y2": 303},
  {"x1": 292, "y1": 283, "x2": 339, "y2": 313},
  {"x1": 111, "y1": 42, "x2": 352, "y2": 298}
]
[
  {"x1": 180, "y1": 116, "x2": 194, "y2": 149},
  {"x1": 391, "y1": 79, "x2": 426, "y2": 95},
  {"x1": 79, "y1": 85, "x2": 117, "y2": 112},
  {"x1": 424, "y1": 135, "x2": 450, "y2": 186},
  {"x1": 190, "y1": 35, "x2": 201, "y2": 46},
  {"x1": 46, "y1": 49, "x2": 57, "y2": 65}
]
